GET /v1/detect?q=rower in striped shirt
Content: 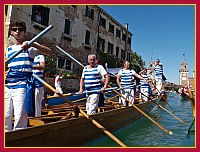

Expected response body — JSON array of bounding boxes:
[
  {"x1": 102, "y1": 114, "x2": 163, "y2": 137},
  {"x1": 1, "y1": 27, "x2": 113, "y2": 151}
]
[
  {"x1": 79, "y1": 54, "x2": 110, "y2": 115},
  {"x1": 5, "y1": 20, "x2": 52, "y2": 132},
  {"x1": 139, "y1": 68, "x2": 152, "y2": 102},
  {"x1": 32, "y1": 49, "x2": 45, "y2": 116},
  {"x1": 116, "y1": 61, "x2": 146, "y2": 106},
  {"x1": 154, "y1": 59, "x2": 164, "y2": 95}
]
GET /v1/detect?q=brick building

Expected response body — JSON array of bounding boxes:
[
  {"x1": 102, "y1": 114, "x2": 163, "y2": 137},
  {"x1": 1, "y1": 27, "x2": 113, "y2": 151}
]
[{"x1": 5, "y1": 5, "x2": 132, "y2": 76}]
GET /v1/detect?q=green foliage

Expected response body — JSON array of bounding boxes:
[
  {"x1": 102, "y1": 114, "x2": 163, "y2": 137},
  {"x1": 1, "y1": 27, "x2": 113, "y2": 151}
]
[
  {"x1": 130, "y1": 52, "x2": 146, "y2": 73},
  {"x1": 96, "y1": 51, "x2": 123, "y2": 68},
  {"x1": 67, "y1": 70, "x2": 73, "y2": 76},
  {"x1": 96, "y1": 51, "x2": 146, "y2": 73},
  {"x1": 44, "y1": 55, "x2": 57, "y2": 75}
]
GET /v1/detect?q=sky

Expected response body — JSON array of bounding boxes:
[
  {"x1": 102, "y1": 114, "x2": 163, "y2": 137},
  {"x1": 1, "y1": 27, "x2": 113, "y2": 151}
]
[{"x1": 100, "y1": 5, "x2": 195, "y2": 84}]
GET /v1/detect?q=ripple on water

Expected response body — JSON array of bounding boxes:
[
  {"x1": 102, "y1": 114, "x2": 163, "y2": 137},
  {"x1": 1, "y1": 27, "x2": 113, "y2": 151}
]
[{"x1": 85, "y1": 92, "x2": 194, "y2": 147}]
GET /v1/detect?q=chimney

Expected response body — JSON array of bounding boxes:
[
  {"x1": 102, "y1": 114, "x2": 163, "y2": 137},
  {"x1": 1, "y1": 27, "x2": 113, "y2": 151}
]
[{"x1": 125, "y1": 23, "x2": 129, "y2": 30}]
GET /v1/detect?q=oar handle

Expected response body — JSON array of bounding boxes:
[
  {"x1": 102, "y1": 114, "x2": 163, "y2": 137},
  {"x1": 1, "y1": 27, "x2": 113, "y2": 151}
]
[
  {"x1": 72, "y1": 87, "x2": 119, "y2": 95},
  {"x1": 135, "y1": 59, "x2": 142, "y2": 70},
  {"x1": 5, "y1": 25, "x2": 54, "y2": 64},
  {"x1": 56, "y1": 45, "x2": 84, "y2": 68}
]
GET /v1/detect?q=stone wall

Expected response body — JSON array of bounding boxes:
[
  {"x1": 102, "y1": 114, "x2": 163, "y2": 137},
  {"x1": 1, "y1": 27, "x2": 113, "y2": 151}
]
[{"x1": 44, "y1": 78, "x2": 80, "y2": 95}]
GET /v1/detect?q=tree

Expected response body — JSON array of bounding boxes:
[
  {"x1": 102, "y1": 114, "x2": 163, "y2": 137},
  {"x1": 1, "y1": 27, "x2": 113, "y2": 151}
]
[
  {"x1": 44, "y1": 54, "x2": 57, "y2": 77},
  {"x1": 130, "y1": 51, "x2": 146, "y2": 73}
]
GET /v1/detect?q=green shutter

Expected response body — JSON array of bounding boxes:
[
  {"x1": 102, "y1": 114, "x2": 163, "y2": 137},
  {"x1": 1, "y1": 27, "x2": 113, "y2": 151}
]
[
  {"x1": 43, "y1": 7, "x2": 49, "y2": 26},
  {"x1": 31, "y1": 6, "x2": 37, "y2": 22}
]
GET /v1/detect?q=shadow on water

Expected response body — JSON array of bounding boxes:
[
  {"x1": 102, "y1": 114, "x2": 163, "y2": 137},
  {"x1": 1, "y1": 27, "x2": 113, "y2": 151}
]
[{"x1": 84, "y1": 92, "x2": 195, "y2": 147}]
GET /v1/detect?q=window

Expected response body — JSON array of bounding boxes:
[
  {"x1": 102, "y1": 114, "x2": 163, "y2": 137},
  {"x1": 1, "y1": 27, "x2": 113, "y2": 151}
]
[
  {"x1": 64, "y1": 18, "x2": 72, "y2": 35},
  {"x1": 31, "y1": 5, "x2": 49, "y2": 26},
  {"x1": 109, "y1": 23, "x2": 114, "y2": 34},
  {"x1": 58, "y1": 58, "x2": 65, "y2": 69},
  {"x1": 116, "y1": 47, "x2": 119, "y2": 58},
  {"x1": 116, "y1": 28, "x2": 121, "y2": 38},
  {"x1": 86, "y1": 6, "x2": 94, "y2": 19},
  {"x1": 85, "y1": 30, "x2": 90, "y2": 45},
  {"x1": 99, "y1": 16, "x2": 106, "y2": 28},
  {"x1": 121, "y1": 49, "x2": 125, "y2": 60},
  {"x1": 98, "y1": 37, "x2": 105, "y2": 52},
  {"x1": 65, "y1": 60, "x2": 71, "y2": 70},
  {"x1": 57, "y1": 58, "x2": 71, "y2": 70},
  {"x1": 128, "y1": 37, "x2": 131, "y2": 45},
  {"x1": 108, "y1": 42, "x2": 113, "y2": 55},
  {"x1": 127, "y1": 52, "x2": 130, "y2": 62},
  {"x1": 122, "y1": 33, "x2": 126, "y2": 41}
]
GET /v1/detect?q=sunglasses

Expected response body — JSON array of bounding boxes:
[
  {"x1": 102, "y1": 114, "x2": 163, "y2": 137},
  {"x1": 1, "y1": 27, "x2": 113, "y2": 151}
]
[{"x1": 11, "y1": 28, "x2": 24, "y2": 32}]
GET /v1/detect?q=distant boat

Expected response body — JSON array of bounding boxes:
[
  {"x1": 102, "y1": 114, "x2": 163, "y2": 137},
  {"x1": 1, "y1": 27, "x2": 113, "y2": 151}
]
[{"x1": 179, "y1": 92, "x2": 190, "y2": 99}]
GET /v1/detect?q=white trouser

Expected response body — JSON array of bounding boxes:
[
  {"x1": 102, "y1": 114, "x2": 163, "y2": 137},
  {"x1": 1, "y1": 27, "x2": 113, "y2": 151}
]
[
  {"x1": 5, "y1": 87, "x2": 28, "y2": 132},
  {"x1": 155, "y1": 78, "x2": 162, "y2": 94},
  {"x1": 55, "y1": 86, "x2": 63, "y2": 94},
  {"x1": 35, "y1": 87, "x2": 44, "y2": 117},
  {"x1": 140, "y1": 87, "x2": 149, "y2": 102},
  {"x1": 86, "y1": 93, "x2": 100, "y2": 115},
  {"x1": 119, "y1": 88, "x2": 135, "y2": 106}
]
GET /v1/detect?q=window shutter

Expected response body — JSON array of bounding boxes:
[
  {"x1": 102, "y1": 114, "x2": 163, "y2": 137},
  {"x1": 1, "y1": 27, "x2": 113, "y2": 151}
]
[
  {"x1": 43, "y1": 7, "x2": 50, "y2": 26},
  {"x1": 31, "y1": 6, "x2": 37, "y2": 22},
  {"x1": 86, "y1": 6, "x2": 88, "y2": 15},
  {"x1": 64, "y1": 19, "x2": 70, "y2": 34},
  {"x1": 85, "y1": 30, "x2": 90, "y2": 45},
  {"x1": 91, "y1": 9, "x2": 94, "y2": 19}
]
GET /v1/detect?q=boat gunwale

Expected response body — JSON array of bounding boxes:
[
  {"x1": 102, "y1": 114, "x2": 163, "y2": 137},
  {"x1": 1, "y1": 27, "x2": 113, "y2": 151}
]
[{"x1": 5, "y1": 97, "x2": 158, "y2": 146}]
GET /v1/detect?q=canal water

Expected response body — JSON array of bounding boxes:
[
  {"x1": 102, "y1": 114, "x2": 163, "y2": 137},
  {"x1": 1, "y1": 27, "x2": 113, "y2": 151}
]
[{"x1": 84, "y1": 92, "x2": 195, "y2": 147}]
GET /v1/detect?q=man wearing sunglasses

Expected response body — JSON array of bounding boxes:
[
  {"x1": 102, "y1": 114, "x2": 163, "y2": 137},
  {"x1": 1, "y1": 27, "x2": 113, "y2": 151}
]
[{"x1": 5, "y1": 20, "x2": 52, "y2": 132}]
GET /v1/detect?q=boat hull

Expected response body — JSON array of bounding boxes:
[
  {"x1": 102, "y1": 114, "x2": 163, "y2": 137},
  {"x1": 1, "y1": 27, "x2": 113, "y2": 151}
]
[
  {"x1": 5, "y1": 98, "x2": 157, "y2": 147},
  {"x1": 180, "y1": 92, "x2": 189, "y2": 99}
]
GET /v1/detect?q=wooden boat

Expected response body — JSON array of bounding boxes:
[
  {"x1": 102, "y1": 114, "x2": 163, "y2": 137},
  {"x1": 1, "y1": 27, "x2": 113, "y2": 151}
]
[
  {"x1": 43, "y1": 93, "x2": 86, "y2": 106},
  {"x1": 180, "y1": 92, "x2": 190, "y2": 99},
  {"x1": 188, "y1": 89, "x2": 195, "y2": 119},
  {"x1": 181, "y1": 89, "x2": 195, "y2": 147},
  {"x1": 5, "y1": 95, "x2": 159, "y2": 147}
]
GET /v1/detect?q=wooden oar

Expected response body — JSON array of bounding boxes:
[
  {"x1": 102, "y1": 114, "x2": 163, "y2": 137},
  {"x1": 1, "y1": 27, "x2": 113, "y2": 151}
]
[
  {"x1": 151, "y1": 82, "x2": 174, "y2": 112},
  {"x1": 188, "y1": 88, "x2": 195, "y2": 118},
  {"x1": 139, "y1": 91, "x2": 187, "y2": 124},
  {"x1": 56, "y1": 46, "x2": 173, "y2": 135},
  {"x1": 5, "y1": 25, "x2": 53, "y2": 64},
  {"x1": 108, "y1": 84, "x2": 173, "y2": 135},
  {"x1": 32, "y1": 74, "x2": 127, "y2": 147}
]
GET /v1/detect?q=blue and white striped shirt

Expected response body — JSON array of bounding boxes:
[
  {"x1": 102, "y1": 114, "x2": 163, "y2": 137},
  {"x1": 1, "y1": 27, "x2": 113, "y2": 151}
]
[
  {"x1": 118, "y1": 69, "x2": 136, "y2": 89},
  {"x1": 82, "y1": 64, "x2": 107, "y2": 91},
  {"x1": 155, "y1": 65, "x2": 163, "y2": 79},
  {"x1": 6, "y1": 45, "x2": 36, "y2": 89},
  {"x1": 33, "y1": 54, "x2": 45, "y2": 88},
  {"x1": 140, "y1": 73, "x2": 150, "y2": 85}
]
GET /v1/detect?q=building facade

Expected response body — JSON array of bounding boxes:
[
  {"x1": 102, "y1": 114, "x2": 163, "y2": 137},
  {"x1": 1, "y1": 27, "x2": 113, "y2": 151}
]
[
  {"x1": 5, "y1": 5, "x2": 132, "y2": 75},
  {"x1": 179, "y1": 62, "x2": 195, "y2": 89}
]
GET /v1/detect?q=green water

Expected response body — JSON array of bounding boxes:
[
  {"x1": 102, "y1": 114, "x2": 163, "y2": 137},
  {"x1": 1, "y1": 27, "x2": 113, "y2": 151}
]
[{"x1": 84, "y1": 92, "x2": 195, "y2": 147}]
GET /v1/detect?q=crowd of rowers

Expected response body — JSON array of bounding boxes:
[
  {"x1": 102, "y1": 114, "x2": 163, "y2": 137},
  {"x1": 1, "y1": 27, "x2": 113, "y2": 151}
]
[
  {"x1": 78, "y1": 55, "x2": 165, "y2": 115},
  {"x1": 5, "y1": 20, "x2": 165, "y2": 132}
]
